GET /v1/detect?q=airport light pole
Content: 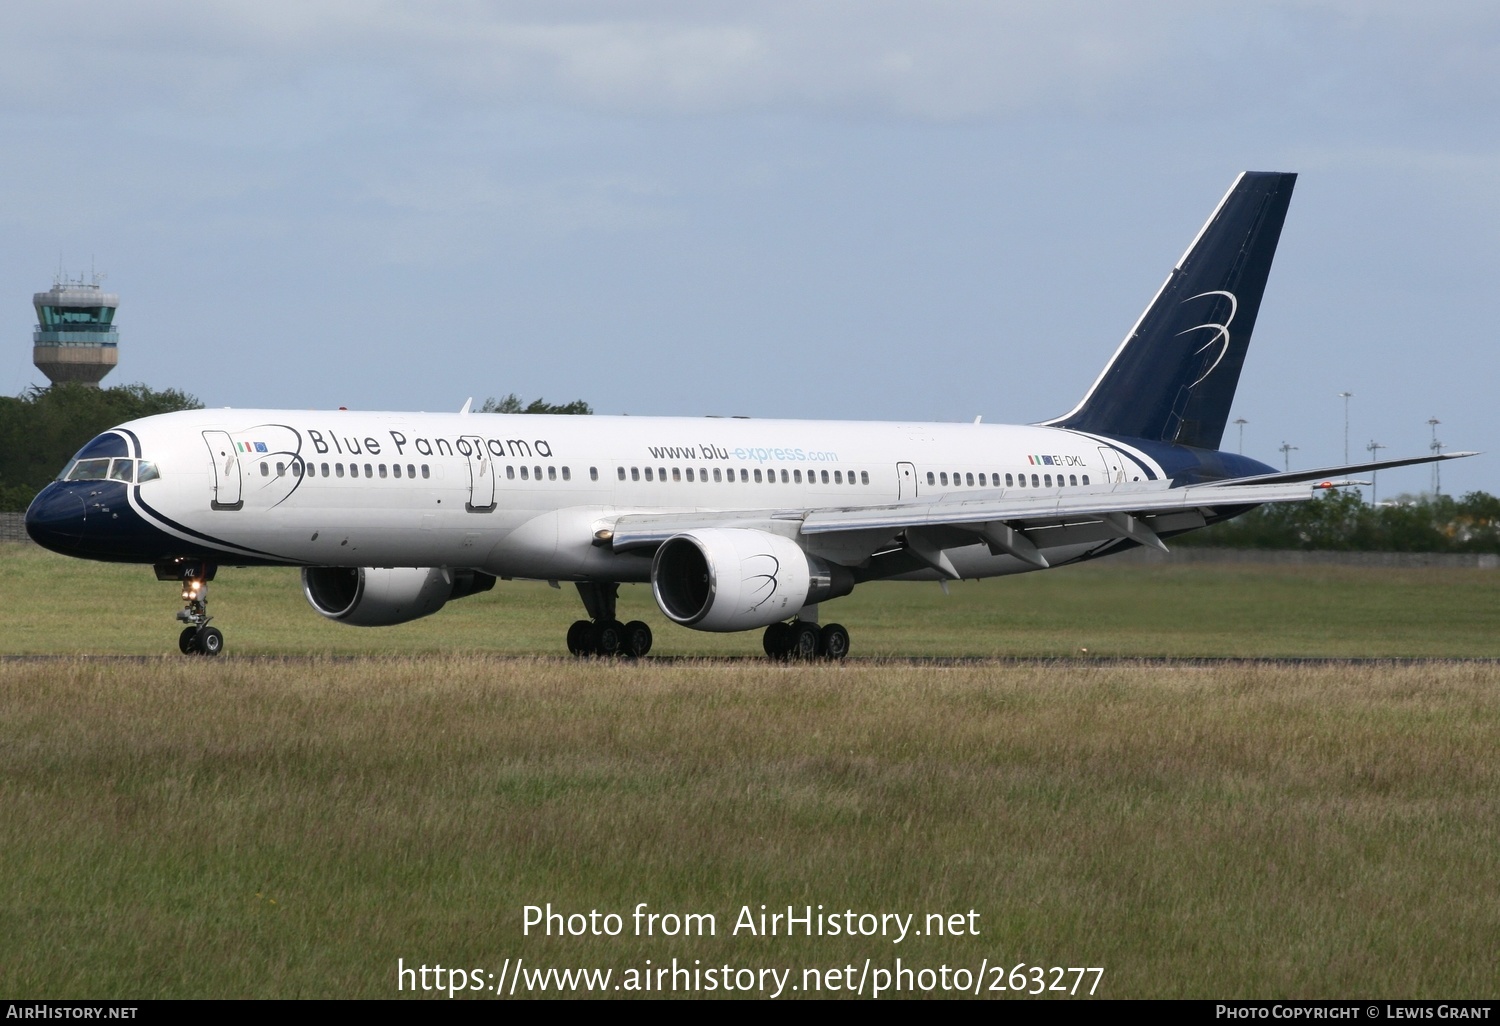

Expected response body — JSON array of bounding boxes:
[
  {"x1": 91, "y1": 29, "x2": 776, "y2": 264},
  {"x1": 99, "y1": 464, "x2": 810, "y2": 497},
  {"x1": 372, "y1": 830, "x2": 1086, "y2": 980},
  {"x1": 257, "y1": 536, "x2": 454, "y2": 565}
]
[
  {"x1": 1234, "y1": 417, "x2": 1248, "y2": 455},
  {"x1": 1279, "y1": 441, "x2": 1298, "y2": 472},
  {"x1": 1428, "y1": 418, "x2": 1443, "y2": 496},
  {"x1": 1337, "y1": 392, "x2": 1354, "y2": 464},
  {"x1": 1367, "y1": 439, "x2": 1387, "y2": 503}
]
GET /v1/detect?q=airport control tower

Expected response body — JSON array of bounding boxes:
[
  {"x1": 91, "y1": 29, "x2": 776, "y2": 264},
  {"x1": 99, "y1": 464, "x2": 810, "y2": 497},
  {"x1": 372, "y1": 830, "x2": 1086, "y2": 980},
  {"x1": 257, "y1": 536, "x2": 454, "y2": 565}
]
[{"x1": 32, "y1": 274, "x2": 119, "y2": 387}]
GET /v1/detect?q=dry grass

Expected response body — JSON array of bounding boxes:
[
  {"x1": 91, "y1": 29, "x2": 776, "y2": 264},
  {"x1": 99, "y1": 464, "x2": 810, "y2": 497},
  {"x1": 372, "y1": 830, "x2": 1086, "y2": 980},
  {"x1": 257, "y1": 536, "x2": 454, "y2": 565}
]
[{"x1": 3, "y1": 656, "x2": 1497, "y2": 998}]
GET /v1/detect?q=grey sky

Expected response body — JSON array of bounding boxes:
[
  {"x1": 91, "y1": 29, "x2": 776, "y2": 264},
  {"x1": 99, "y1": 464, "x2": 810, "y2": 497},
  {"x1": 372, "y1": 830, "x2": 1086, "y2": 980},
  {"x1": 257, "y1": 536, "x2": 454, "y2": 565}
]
[{"x1": 3, "y1": 2, "x2": 1497, "y2": 495}]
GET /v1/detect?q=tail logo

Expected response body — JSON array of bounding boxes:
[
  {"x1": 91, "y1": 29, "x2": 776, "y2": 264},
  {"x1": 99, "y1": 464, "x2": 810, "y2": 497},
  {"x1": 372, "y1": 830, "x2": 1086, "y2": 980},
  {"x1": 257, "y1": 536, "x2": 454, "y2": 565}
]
[{"x1": 1176, "y1": 290, "x2": 1238, "y2": 388}]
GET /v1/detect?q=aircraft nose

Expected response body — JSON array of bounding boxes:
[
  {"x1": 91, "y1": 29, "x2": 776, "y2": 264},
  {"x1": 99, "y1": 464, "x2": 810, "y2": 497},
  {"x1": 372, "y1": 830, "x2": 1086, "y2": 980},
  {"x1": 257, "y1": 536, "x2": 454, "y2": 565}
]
[{"x1": 25, "y1": 483, "x2": 90, "y2": 554}]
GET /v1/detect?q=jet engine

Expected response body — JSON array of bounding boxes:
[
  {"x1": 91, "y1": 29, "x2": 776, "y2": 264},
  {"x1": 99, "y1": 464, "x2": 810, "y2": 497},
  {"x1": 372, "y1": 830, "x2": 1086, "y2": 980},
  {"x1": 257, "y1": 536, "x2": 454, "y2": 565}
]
[
  {"x1": 651, "y1": 528, "x2": 853, "y2": 632},
  {"x1": 301, "y1": 566, "x2": 496, "y2": 627}
]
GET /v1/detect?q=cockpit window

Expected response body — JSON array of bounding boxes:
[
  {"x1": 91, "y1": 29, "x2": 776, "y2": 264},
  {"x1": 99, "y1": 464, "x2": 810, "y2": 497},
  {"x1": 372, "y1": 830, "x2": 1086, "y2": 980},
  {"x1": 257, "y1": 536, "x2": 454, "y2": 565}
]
[
  {"x1": 60, "y1": 457, "x2": 161, "y2": 484},
  {"x1": 63, "y1": 459, "x2": 112, "y2": 481}
]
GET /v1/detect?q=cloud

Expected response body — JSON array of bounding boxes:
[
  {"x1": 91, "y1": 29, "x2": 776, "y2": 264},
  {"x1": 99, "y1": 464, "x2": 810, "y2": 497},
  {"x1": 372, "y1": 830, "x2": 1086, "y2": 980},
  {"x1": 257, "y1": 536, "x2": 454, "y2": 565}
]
[{"x1": 3, "y1": 1, "x2": 1496, "y2": 123}]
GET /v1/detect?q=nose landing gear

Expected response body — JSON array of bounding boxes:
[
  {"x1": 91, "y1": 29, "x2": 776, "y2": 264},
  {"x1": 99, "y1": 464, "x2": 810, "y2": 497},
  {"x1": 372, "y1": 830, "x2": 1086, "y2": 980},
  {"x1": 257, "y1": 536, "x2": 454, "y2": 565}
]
[{"x1": 157, "y1": 559, "x2": 223, "y2": 657}]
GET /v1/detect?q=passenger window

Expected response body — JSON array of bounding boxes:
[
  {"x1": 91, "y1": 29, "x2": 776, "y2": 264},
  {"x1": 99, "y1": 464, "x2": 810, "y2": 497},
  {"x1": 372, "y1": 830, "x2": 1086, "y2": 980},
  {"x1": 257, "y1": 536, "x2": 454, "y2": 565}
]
[
  {"x1": 336, "y1": 464, "x2": 345, "y2": 478},
  {"x1": 754, "y1": 469, "x2": 763, "y2": 483},
  {"x1": 713, "y1": 468, "x2": 722, "y2": 482},
  {"x1": 860, "y1": 471, "x2": 869, "y2": 485},
  {"x1": 780, "y1": 469, "x2": 789, "y2": 483},
  {"x1": 548, "y1": 466, "x2": 557, "y2": 481},
  {"x1": 322, "y1": 463, "x2": 331, "y2": 477},
  {"x1": 393, "y1": 464, "x2": 402, "y2": 479},
  {"x1": 1006, "y1": 473, "x2": 1014, "y2": 487},
  {"x1": 658, "y1": 467, "x2": 666, "y2": 481},
  {"x1": 521, "y1": 466, "x2": 529, "y2": 480},
  {"x1": 940, "y1": 472, "x2": 948, "y2": 486},
  {"x1": 821, "y1": 470, "x2": 829, "y2": 484},
  {"x1": 408, "y1": 464, "x2": 416, "y2": 478},
  {"x1": 533, "y1": 466, "x2": 542, "y2": 480},
  {"x1": 644, "y1": 467, "x2": 653, "y2": 481},
  {"x1": 421, "y1": 465, "x2": 430, "y2": 479},
  {"x1": 261, "y1": 462, "x2": 270, "y2": 477},
  {"x1": 1031, "y1": 474, "x2": 1039, "y2": 487},
  {"x1": 1082, "y1": 474, "x2": 1090, "y2": 485},
  {"x1": 617, "y1": 467, "x2": 625, "y2": 481},
  {"x1": 740, "y1": 469, "x2": 749, "y2": 482},
  {"x1": 506, "y1": 465, "x2": 516, "y2": 479},
  {"x1": 1045, "y1": 474, "x2": 1052, "y2": 487},
  {"x1": 364, "y1": 464, "x2": 372, "y2": 477},
  {"x1": 564, "y1": 467, "x2": 573, "y2": 481},
  {"x1": 276, "y1": 462, "x2": 286, "y2": 477},
  {"x1": 1069, "y1": 474, "x2": 1077, "y2": 486},
  {"x1": 793, "y1": 469, "x2": 802, "y2": 484},
  {"x1": 379, "y1": 464, "x2": 388, "y2": 479},
  {"x1": 682, "y1": 468, "x2": 691, "y2": 482},
  {"x1": 631, "y1": 467, "x2": 640, "y2": 481},
  {"x1": 836, "y1": 471, "x2": 844, "y2": 484},
  {"x1": 966, "y1": 473, "x2": 974, "y2": 486}
]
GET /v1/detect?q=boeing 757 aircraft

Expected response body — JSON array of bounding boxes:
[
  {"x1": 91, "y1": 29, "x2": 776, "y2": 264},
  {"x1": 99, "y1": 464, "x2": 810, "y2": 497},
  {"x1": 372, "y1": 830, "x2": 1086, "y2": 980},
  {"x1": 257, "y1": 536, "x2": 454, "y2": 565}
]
[{"x1": 25, "y1": 172, "x2": 1472, "y2": 658}]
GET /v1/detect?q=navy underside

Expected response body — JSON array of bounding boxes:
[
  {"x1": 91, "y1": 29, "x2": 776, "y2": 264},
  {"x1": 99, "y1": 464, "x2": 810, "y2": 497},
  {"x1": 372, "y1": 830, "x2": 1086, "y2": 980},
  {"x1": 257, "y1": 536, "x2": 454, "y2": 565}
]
[
  {"x1": 25, "y1": 481, "x2": 290, "y2": 566},
  {"x1": 1099, "y1": 436, "x2": 1277, "y2": 485}
]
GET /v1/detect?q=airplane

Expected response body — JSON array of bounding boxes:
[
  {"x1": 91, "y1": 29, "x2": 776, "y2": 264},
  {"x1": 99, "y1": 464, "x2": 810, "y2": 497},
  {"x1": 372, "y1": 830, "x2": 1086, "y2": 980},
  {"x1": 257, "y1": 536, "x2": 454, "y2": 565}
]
[{"x1": 24, "y1": 171, "x2": 1473, "y2": 659}]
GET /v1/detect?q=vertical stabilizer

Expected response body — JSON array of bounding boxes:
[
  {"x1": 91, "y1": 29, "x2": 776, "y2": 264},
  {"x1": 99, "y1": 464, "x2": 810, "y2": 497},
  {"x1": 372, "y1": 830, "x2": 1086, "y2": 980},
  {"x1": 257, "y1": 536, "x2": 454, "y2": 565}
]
[{"x1": 1045, "y1": 172, "x2": 1296, "y2": 449}]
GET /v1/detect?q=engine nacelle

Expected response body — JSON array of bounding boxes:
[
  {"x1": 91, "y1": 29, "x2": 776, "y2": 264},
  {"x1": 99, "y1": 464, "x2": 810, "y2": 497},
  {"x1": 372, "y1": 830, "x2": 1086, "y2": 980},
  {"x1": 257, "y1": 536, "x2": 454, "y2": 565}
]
[
  {"x1": 301, "y1": 566, "x2": 496, "y2": 627},
  {"x1": 651, "y1": 528, "x2": 853, "y2": 632}
]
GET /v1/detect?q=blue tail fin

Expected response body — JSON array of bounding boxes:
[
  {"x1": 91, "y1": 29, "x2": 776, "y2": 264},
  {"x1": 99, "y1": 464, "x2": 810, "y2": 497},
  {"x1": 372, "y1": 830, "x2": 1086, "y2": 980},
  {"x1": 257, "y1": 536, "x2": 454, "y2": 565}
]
[{"x1": 1046, "y1": 171, "x2": 1296, "y2": 450}]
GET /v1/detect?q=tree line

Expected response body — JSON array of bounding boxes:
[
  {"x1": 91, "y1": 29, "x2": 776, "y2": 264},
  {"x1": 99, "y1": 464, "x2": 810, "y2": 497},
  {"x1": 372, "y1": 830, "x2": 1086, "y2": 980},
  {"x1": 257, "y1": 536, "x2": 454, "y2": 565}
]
[
  {"x1": 1175, "y1": 488, "x2": 1500, "y2": 553},
  {"x1": 0, "y1": 384, "x2": 591, "y2": 512}
]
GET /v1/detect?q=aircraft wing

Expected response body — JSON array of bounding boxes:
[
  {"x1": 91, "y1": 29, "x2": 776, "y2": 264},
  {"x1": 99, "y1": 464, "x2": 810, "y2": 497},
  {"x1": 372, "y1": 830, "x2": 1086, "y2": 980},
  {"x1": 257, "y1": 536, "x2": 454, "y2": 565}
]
[
  {"x1": 609, "y1": 478, "x2": 1324, "y2": 557},
  {"x1": 608, "y1": 451, "x2": 1478, "y2": 572}
]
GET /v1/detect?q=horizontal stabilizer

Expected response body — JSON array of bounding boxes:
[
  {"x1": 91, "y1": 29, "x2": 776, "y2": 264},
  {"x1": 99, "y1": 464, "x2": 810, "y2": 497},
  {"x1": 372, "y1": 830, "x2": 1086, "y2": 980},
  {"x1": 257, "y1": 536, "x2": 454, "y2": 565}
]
[{"x1": 1218, "y1": 450, "x2": 1479, "y2": 487}]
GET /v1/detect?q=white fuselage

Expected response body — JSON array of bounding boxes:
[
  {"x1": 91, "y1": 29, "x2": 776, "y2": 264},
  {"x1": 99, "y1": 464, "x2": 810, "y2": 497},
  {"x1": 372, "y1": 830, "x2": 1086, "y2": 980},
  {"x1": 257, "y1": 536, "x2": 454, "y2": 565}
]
[{"x1": 116, "y1": 407, "x2": 1168, "y2": 580}]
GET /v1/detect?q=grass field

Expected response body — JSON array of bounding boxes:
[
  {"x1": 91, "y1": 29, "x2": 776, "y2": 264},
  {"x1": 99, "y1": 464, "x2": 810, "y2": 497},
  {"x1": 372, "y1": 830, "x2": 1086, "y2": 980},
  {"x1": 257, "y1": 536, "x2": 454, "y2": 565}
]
[
  {"x1": 5, "y1": 542, "x2": 1500, "y2": 658},
  {"x1": 3, "y1": 543, "x2": 1499, "y2": 999}
]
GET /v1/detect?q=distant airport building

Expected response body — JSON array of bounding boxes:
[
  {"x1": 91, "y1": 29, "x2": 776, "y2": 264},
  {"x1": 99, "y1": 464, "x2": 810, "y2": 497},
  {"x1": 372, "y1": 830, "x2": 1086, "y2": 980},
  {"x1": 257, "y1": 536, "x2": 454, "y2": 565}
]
[{"x1": 32, "y1": 275, "x2": 119, "y2": 387}]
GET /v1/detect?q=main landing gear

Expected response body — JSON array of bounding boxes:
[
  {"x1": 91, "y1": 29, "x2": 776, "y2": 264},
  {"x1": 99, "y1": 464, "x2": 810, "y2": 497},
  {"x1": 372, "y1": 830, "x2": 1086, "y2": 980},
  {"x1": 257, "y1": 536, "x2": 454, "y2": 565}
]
[
  {"x1": 567, "y1": 582, "x2": 652, "y2": 658},
  {"x1": 763, "y1": 620, "x2": 850, "y2": 661},
  {"x1": 157, "y1": 559, "x2": 223, "y2": 657}
]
